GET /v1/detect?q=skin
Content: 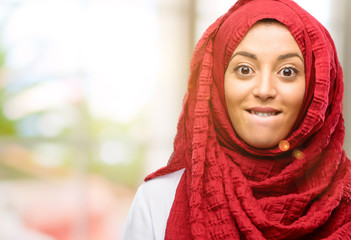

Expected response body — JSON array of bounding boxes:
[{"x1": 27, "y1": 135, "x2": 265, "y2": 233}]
[{"x1": 224, "y1": 22, "x2": 306, "y2": 149}]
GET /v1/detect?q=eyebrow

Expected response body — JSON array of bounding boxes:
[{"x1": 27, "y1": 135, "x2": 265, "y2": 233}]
[
  {"x1": 277, "y1": 53, "x2": 304, "y2": 63},
  {"x1": 230, "y1": 51, "x2": 304, "y2": 63},
  {"x1": 231, "y1": 51, "x2": 257, "y2": 61}
]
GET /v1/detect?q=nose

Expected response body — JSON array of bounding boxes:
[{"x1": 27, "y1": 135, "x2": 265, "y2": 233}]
[{"x1": 252, "y1": 72, "x2": 277, "y2": 101}]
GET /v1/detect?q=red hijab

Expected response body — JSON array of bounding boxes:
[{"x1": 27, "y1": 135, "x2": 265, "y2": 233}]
[{"x1": 146, "y1": 0, "x2": 351, "y2": 239}]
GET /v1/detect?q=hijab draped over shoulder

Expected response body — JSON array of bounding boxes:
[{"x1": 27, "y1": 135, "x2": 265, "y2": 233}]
[{"x1": 146, "y1": 0, "x2": 351, "y2": 239}]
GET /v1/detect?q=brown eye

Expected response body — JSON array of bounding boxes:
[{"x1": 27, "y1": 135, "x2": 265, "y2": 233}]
[
  {"x1": 279, "y1": 67, "x2": 298, "y2": 78},
  {"x1": 234, "y1": 65, "x2": 254, "y2": 75}
]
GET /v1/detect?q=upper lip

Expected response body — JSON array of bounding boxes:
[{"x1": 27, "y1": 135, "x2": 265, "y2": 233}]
[{"x1": 247, "y1": 107, "x2": 281, "y2": 113}]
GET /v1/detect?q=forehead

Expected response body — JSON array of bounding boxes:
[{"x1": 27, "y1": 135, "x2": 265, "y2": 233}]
[{"x1": 233, "y1": 22, "x2": 302, "y2": 55}]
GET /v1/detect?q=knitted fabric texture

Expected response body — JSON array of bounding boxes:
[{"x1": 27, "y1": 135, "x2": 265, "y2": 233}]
[{"x1": 146, "y1": 0, "x2": 351, "y2": 239}]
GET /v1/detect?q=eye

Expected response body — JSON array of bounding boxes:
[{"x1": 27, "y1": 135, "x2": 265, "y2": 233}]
[
  {"x1": 278, "y1": 67, "x2": 298, "y2": 78},
  {"x1": 234, "y1": 65, "x2": 254, "y2": 76}
]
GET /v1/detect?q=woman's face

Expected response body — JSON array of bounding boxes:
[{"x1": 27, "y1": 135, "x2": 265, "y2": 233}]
[{"x1": 224, "y1": 22, "x2": 305, "y2": 149}]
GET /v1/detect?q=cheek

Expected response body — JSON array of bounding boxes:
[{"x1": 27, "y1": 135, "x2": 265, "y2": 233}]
[
  {"x1": 224, "y1": 77, "x2": 251, "y2": 103},
  {"x1": 224, "y1": 80, "x2": 252, "y2": 131},
  {"x1": 281, "y1": 81, "x2": 305, "y2": 115},
  {"x1": 225, "y1": 81, "x2": 243, "y2": 111}
]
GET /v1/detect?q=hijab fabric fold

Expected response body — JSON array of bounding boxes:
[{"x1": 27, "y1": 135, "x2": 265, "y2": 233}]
[{"x1": 146, "y1": 0, "x2": 351, "y2": 239}]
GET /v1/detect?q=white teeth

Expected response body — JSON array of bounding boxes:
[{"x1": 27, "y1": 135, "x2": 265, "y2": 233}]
[{"x1": 250, "y1": 111, "x2": 276, "y2": 117}]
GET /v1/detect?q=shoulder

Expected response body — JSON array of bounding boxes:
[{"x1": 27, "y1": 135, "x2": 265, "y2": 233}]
[
  {"x1": 121, "y1": 169, "x2": 184, "y2": 240},
  {"x1": 139, "y1": 168, "x2": 184, "y2": 222},
  {"x1": 142, "y1": 168, "x2": 185, "y2": 199}
]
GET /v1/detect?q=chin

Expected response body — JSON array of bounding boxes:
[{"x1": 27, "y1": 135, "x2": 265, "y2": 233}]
[{"x1": 244, "y1": 138, "x2": 279, "y2": 149}]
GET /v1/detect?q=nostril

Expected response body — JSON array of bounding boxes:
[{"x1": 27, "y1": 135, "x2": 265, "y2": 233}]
[{"x1": 252, "y1": 86, "x2": 277, "y2": 100}]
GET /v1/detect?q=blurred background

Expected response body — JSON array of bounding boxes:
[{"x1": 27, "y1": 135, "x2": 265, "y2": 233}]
[{"x1": 0, "y1": 0, "x2": 349, "y2": 239}]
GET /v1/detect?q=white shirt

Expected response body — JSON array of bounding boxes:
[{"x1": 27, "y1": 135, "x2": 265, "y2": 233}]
[{"x1": 121, "y1": 169, "x2": 184, "y2": 240}]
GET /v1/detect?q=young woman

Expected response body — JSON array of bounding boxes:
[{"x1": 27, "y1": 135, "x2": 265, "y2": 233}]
[{"x1": 122, "y1": 0, "x2": 351, "y2": 239}]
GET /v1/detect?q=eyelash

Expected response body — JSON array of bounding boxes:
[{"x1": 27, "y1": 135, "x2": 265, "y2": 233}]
[
  {"x1": 233, "y1": 65, "x2": 299, "y2": 79},
  {"x1": 234, "y1": 65, "x2": 254, "y2": 76},
  {"x1": 278, "y1": 67, "x2": 299, "y2": 78}
]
